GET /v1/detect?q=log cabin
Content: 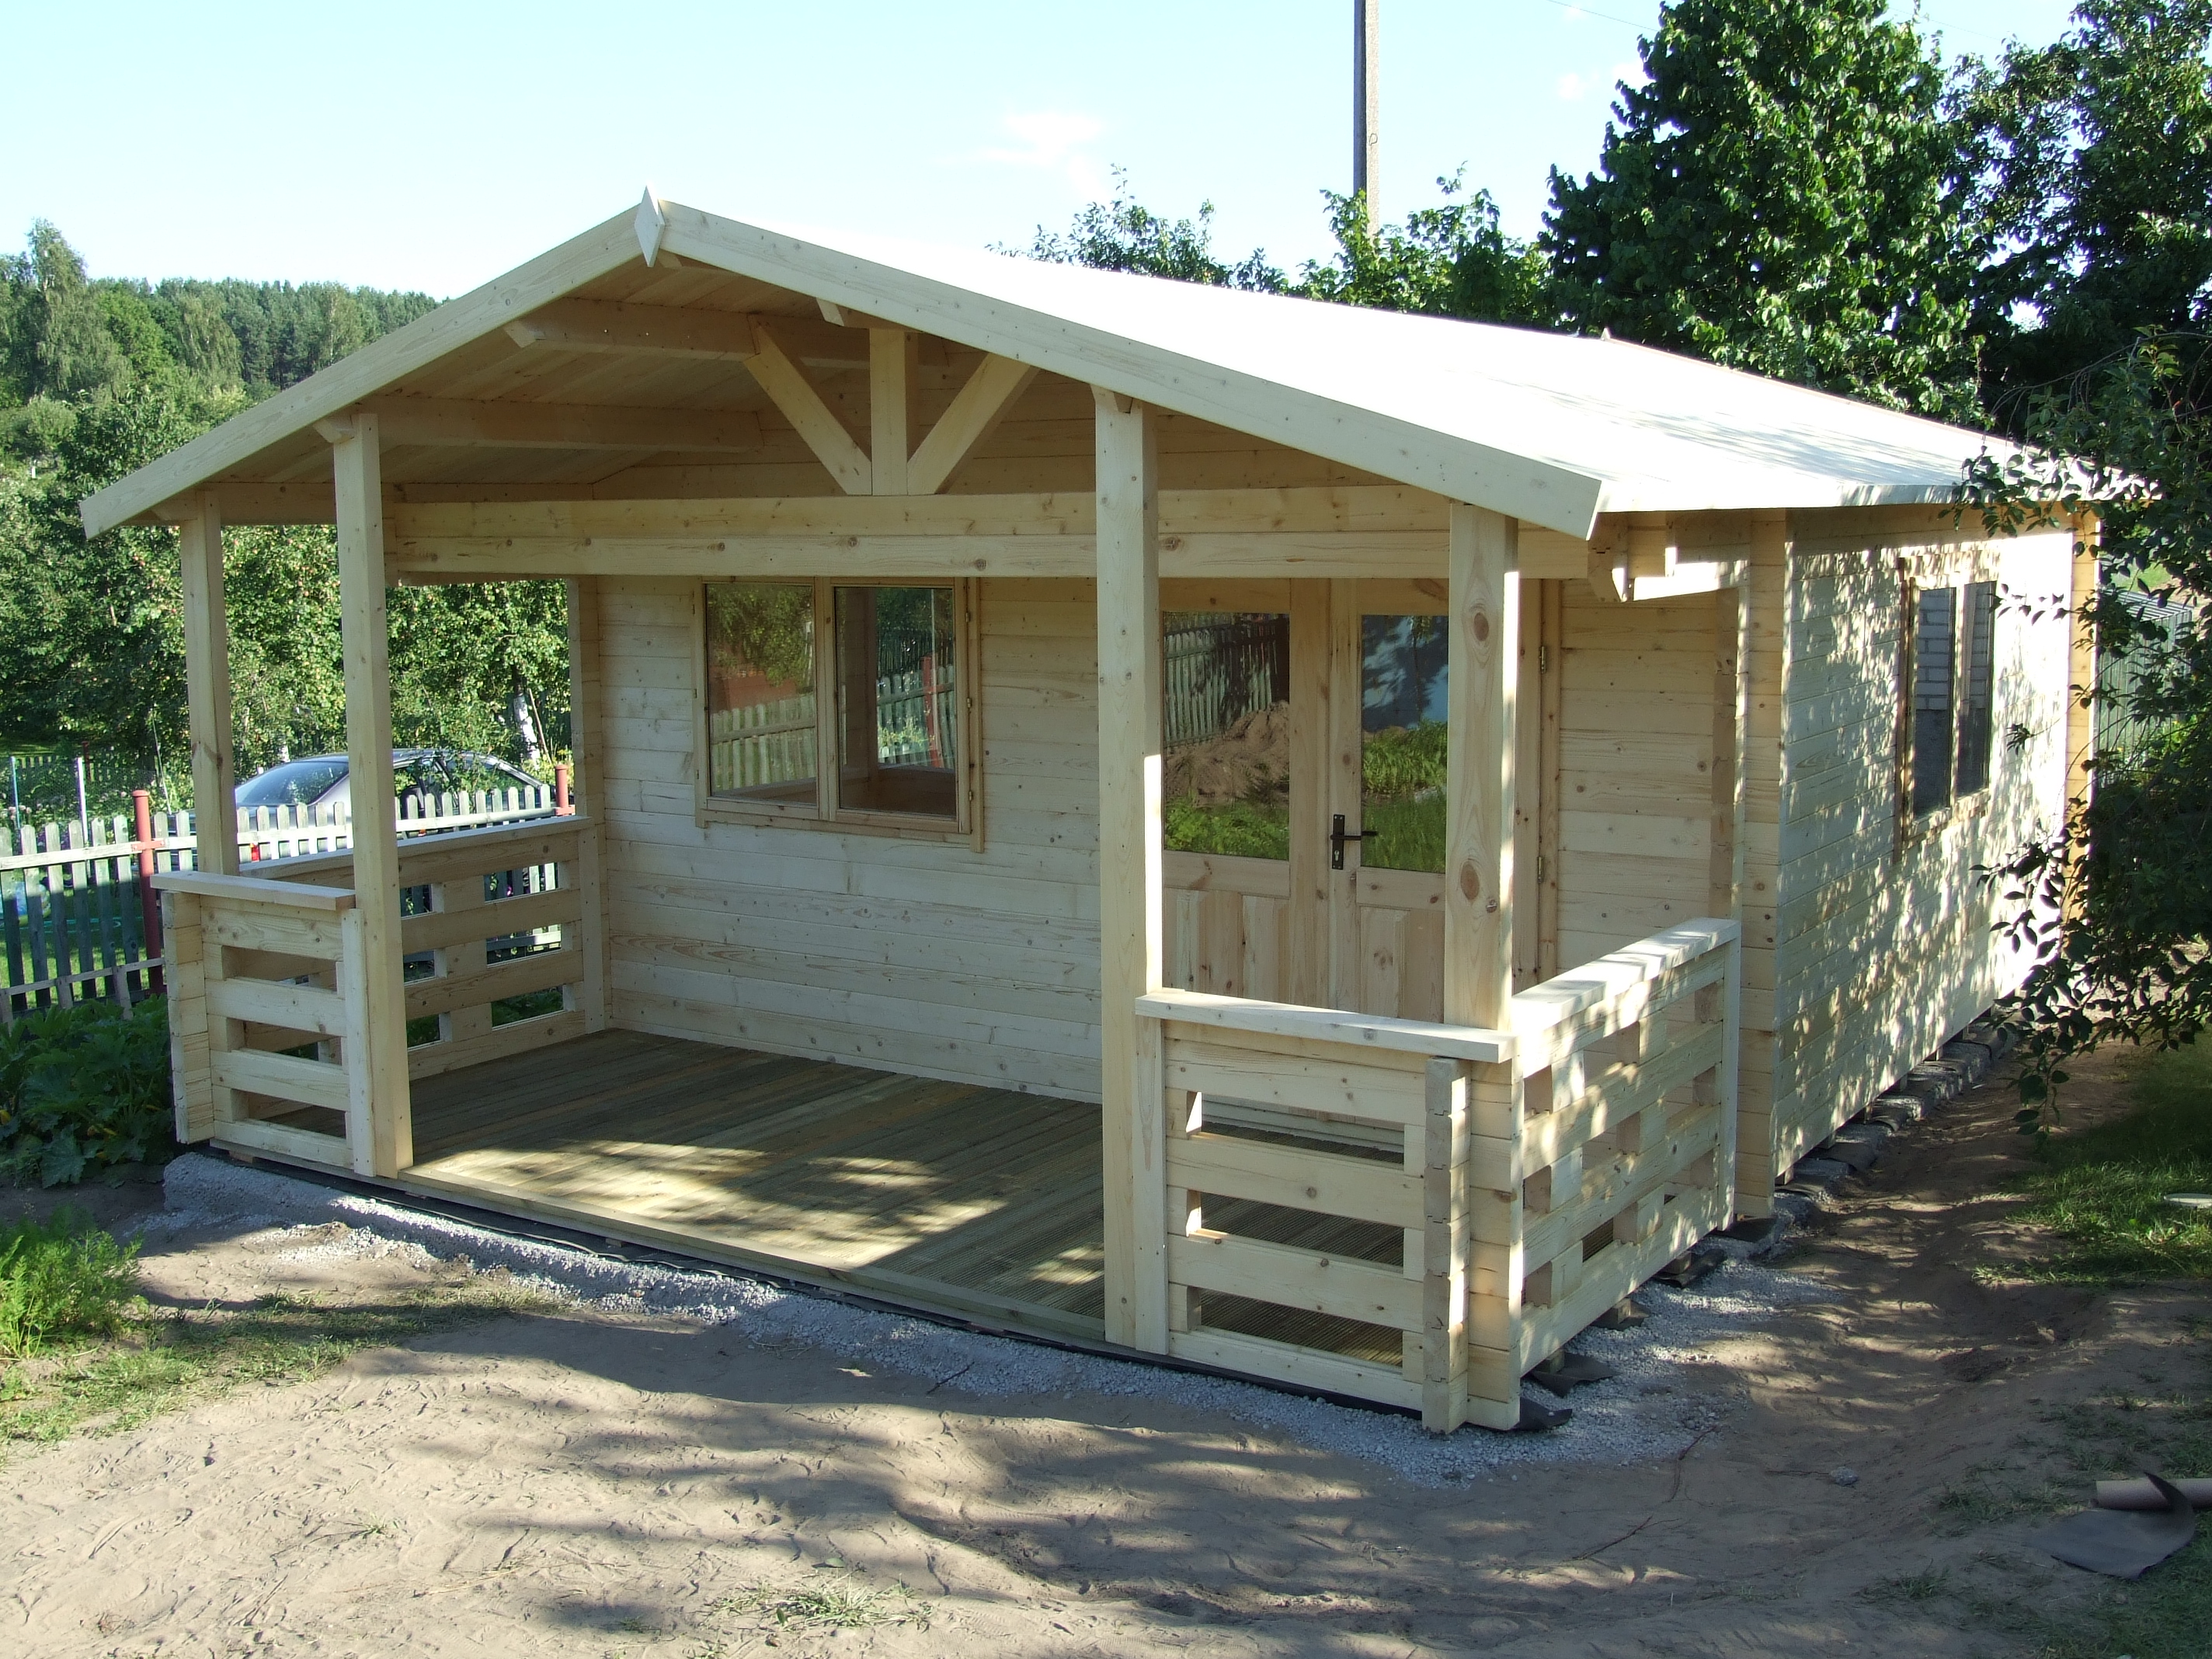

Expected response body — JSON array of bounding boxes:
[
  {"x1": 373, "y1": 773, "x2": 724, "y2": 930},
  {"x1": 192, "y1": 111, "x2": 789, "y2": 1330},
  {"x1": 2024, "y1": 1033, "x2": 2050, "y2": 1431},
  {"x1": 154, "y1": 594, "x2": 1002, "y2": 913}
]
[{"x1": 82, "y1": 194, "x2": 2082, "y2": 1432}]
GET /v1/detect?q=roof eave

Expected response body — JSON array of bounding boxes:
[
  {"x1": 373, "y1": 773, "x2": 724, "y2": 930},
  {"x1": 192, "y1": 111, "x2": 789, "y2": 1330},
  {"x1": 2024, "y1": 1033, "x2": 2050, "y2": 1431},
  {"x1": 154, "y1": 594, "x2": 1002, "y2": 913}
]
[{"x1": 77, "y1": 209, "x2": 645, "y2": 540}]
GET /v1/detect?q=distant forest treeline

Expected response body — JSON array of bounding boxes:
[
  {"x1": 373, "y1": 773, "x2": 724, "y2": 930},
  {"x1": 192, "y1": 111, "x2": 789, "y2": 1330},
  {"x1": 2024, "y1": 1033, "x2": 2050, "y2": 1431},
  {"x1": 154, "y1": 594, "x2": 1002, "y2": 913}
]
[{"x1": 0, "y1": 224, "x2": 569, "y2": 805}]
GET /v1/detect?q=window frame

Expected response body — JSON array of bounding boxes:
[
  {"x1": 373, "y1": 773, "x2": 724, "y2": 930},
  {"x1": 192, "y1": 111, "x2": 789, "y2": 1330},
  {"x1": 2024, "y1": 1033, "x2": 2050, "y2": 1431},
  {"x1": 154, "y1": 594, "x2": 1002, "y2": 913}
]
[
  {"x1": 1896, "y1": 559, "x2": 2000, "y2": 842},
  {"x1": 695, "y1": 576, "x2": 980, "y2": 845}
]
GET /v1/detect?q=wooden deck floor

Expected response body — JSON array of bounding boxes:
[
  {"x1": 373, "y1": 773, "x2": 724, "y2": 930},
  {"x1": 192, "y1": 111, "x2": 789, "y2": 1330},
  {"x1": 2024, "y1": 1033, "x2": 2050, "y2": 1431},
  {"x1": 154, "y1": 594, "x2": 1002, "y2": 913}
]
[{"x1": 397, "y1": 1029, "x2": 1107, "y2": 1339}]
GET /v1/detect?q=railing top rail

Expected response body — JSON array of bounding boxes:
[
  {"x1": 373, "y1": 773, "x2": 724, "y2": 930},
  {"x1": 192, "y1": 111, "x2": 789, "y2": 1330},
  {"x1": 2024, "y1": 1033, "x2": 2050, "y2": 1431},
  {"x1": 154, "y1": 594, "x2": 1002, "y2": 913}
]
[
  {"x1": 1137, "y1": 986, "x2": 1516, "y2": 1064},
  {"x1": 1510, "y1": 916, "x2": 1739, "y2": 1038},
  {"x1": 247, "y1": 812, "x2": 590, "y2": 884},
  {"x1": 153, "y1": 869, "x2": 356, "y2": 911}
]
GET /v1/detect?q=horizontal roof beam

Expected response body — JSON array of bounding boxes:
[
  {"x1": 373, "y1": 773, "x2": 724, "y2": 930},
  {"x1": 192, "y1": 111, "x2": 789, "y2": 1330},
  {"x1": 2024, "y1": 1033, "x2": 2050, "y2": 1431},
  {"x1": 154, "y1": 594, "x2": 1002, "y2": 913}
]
[
  {"x1": 360, "y1": 397, "x2": 762, "y2": 453},
  {"x1": 503, "y1": 299, "x2": 875, "y2": 368}
]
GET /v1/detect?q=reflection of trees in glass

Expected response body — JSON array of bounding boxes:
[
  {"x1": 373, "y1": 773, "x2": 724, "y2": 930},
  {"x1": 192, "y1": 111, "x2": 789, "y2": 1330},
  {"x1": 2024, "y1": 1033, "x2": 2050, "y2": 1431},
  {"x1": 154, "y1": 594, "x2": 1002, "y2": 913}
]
[
  {"x1": 1362, "y1": 615, "x2": 1447, "y2": 730},
  {"x1": 707, "y1": 584, "x2": 812, "y2": 690}
]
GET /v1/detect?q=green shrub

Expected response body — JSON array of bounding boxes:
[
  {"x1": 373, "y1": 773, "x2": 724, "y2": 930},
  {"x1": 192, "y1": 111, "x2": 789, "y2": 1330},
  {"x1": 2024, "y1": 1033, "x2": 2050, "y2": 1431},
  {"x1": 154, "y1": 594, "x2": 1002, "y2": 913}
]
[
  {"x1": 1163, "y1": 797, "x2": 1292, "y2": 860},
  {"x1": 0, "y1": 1210, "x2": 141, "y2": 1355},
  {"x1": 1361, "y1": 720, "x2": 1448, "y2": 799},
  {"x1": 0, "y1": 1000, "x2": 175, "y2": 1186}
]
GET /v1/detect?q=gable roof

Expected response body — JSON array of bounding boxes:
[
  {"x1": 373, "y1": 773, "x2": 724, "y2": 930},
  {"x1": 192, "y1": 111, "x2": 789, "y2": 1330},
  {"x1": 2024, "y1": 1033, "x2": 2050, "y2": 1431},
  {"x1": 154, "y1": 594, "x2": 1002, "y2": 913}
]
[{"x1": 82, "y1": 193, "x2": 2016, "y2": 541}]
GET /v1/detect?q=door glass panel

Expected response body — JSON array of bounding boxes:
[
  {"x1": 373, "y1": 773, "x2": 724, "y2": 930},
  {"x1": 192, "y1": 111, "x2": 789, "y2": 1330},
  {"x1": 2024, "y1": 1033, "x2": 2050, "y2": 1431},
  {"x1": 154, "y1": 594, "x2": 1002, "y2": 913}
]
[
  {"x1": 835, "y1": 585, "x2": 959, "y2": 818},
  {"x1": 1361, "y1": 614, "x2": 1449, "y2": 871},
  {"x1": 1161, "y1": 610, "x2": 1291, "y2": 859},
  {"x1": 706, "y1": 583, "x2": 816, "y2": 805}
]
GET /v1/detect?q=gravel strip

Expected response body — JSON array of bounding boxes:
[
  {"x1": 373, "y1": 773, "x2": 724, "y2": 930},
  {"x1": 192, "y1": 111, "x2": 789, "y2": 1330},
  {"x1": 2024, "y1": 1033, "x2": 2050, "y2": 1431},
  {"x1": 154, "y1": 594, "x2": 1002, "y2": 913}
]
[{"x1": 154, "y1": 1153, "x2": 1834, "y2": 1486}]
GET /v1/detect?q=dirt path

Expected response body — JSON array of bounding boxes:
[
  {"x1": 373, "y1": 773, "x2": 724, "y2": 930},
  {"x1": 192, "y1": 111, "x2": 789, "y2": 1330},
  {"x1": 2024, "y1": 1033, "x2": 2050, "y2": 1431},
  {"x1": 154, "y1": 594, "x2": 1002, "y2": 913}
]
[{"x1": 5, "y1": 1056, "x2": 2203, "y2": 1658}]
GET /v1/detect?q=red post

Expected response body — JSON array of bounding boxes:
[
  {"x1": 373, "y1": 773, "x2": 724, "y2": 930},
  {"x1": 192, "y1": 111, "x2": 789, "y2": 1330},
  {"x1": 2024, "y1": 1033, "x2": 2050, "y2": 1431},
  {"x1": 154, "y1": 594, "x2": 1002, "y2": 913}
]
[
  {"x1": 555, "y1": 761, "x2": 573, "y2": 815},
  {"x1": 133, "y1": 788, "x2": 164, "y2": 993}
]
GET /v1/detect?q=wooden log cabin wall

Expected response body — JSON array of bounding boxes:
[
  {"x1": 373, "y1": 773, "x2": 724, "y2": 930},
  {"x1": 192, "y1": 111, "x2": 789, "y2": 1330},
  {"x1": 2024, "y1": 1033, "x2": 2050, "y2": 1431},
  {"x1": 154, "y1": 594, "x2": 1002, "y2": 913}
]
[{"x1": 85, "y1": 196, "x2": 2079, "y2": 1430}]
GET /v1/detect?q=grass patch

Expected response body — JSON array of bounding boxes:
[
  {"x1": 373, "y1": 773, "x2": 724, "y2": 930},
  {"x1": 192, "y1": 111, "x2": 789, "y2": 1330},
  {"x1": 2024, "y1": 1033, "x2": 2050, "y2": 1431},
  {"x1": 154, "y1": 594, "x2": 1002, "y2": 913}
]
[
  {"x1": 1861, "y1": 1564, "x2": 1950, "y2": 1602},
  {"x1": 1163, "y1": 796, "x2": 1290, "y2": 861},
  {"x1": 0, "y1": 1209, "x2": 142, "y2": 1355},
  {"x1": 0, "y1": 1271, "x2": 541, "y2": 1456},
  {"x1": 708, "y1": 1571, "x2": 929, "y2": 1633},
  {"x1": 2012, "y1": 1043, "x2": 2212, "y2": 1284}
]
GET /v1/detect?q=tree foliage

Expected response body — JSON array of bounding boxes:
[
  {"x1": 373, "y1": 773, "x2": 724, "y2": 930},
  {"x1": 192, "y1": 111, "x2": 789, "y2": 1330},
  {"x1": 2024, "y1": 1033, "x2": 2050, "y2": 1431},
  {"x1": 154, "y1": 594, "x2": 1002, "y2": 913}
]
[
  {"x1": 1017, "y1": 169, "x2": 1285, "y2": 291},
  {"x1": 1296, "y1": 176, "x2": 1553, "y2": 326},
  {"x1": 1542, "y1": 0, "x2": 1981, "y2": 420},
  {"x1": 0, "y1": 223, "x2": 565, "y2": 801}
]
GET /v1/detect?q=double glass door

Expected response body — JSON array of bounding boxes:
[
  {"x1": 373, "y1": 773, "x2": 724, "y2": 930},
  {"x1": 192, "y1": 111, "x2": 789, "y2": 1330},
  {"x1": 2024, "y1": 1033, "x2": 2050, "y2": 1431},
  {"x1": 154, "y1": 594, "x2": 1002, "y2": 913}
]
[{"x1": 1161, "y1": 581, "x2": 1521, "y2": 1021}]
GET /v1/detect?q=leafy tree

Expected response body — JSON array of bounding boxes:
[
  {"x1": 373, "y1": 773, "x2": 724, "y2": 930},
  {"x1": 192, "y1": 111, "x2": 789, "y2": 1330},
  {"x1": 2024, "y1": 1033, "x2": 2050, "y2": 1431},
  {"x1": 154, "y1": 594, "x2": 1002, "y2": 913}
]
[
  {"x1": 1297, "y1": 174, "x2": 1553, "y2": 325},
  {"x1": 1956, "y1": 2, "x2": 2212, "y2": 1107},
  {"x1": 1025, "y1": 169, "x2": 1553, "y2": 327},
  {"x1": 1018, "y1": 168, "x2": 1285, "y2": 290},
  {"x1": 0, "y1": 223, "x2": 561, "y2": 799},
  {"x1": 1954, "y1": 0, "x2": 2212, "y2": 422},
  {"x1": 1543, "y1": 0, "x2": 1982, "y2": 420}
]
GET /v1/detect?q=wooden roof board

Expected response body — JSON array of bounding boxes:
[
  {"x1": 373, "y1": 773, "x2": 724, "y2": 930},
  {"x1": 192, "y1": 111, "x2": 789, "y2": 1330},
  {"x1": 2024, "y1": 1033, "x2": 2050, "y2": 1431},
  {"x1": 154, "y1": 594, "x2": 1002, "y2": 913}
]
[{"x1": 82, "y1": 193, "x2": 2028, "y2": 540}]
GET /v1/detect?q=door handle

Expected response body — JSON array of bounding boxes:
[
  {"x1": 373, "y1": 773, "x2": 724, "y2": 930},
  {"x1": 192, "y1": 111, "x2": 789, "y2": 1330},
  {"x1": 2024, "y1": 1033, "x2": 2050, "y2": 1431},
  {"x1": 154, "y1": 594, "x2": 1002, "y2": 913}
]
[{"x1": 1328, "y1": 813, "x2": 1379, "y2": 870}]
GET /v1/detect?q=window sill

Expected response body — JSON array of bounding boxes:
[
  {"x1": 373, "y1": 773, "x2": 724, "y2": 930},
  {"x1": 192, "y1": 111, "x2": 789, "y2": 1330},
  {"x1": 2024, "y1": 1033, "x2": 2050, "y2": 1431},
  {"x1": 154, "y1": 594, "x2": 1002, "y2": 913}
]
[
  {"x1": 1897, "y1": 787, "x2": 1991, "y2": 852},
  {"x1": 699, "y1": 795, "x2": 977, "y2": 846}
]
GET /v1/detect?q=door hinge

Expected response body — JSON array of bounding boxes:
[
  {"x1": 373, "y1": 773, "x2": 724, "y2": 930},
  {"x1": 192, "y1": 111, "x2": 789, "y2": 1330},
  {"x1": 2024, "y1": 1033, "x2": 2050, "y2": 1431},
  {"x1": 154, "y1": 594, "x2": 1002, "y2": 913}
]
[
  {"x1": 1536, "y1": 854, "x2": 1547, "y2": 882},
  {"x1": 1538, "y1": 644, "x2": 1550, "y2": 673}
]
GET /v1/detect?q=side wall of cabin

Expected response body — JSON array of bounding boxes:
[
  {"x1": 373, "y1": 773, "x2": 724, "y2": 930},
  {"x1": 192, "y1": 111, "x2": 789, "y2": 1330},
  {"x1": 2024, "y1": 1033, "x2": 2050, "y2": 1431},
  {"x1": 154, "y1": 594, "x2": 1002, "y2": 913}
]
[
  {"x1": 1755, "y1": 510, "x2": 2072, "y2": 1179},
  {"x1": 595, "y1": 573, "x2": 1109, "y2": 1101}
]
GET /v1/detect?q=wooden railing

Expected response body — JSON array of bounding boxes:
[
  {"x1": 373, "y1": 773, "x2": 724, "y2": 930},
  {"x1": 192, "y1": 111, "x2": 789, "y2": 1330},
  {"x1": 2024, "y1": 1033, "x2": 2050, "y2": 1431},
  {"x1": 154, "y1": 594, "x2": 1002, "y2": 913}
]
[
  {"x1": 158, "y1": 870, "x2": 374, "y2": 1173},
  {"x1": 157, "y1": 816, "x2": 601, "y2": 1174},
  {"x1": 1135, "y1": 916, "x2": 1741, "y2": 1433}
]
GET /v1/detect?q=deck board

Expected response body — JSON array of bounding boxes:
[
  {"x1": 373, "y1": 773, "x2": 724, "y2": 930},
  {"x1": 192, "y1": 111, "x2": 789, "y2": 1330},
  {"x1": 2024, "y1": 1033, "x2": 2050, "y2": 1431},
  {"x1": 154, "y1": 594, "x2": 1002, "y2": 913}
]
[{"x1": 400, "y1": 1030, "x2": 1107, "y2": 1334}]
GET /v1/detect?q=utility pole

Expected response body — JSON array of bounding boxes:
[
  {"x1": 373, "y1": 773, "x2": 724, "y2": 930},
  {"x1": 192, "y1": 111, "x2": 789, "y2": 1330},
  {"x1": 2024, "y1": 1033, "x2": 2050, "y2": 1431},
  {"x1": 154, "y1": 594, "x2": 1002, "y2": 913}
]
[{"x1": 1353, "y1": 0, "x2": 1379, "y2": 229}]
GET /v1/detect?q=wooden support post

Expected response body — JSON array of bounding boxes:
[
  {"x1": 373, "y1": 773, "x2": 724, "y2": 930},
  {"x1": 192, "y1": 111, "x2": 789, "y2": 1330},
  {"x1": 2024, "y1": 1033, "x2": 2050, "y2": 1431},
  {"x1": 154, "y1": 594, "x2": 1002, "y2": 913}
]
[
  {"x1": 1536, "y1": 579, "x2": 1563, "y2": 983},
  {"x1": 176, "y1": 493, "x2": 238, "y2": 876},
  {"x1": 1094, "y1": 388, "x2": 1167, "y2": 1351},
  {"x1": 1444, "y1": 503, "x2": 1518, "y2": 1029},
  {"x1": 1446, "y1": 504, "x2": 1521, "y2": 1429},
  {"x1": 162, "y1": 890, "x2": 212, "y2": 1143},
  {"x1": 1287, "y1": 579, "x2": 1332, "y2": 1007},
  {"x1": 1711, "y1": 579, "x2": 1751, "y2": 1220},
  {"x1": 329, "y1": 412, "x2": 412, "y2": 1178},
  {"x1": 566, "y1": 576, "x2": 611, "y2": 1031},
  {"x1": 1421, "y1": 1056, "x2": 1472, "y2": 1431},
  {"x1": 868, "y1": 329, "x2": 916, "y2": 496},
  {"x1": 1511, "y1": 579, "x2": 1543, "y2": 990}
]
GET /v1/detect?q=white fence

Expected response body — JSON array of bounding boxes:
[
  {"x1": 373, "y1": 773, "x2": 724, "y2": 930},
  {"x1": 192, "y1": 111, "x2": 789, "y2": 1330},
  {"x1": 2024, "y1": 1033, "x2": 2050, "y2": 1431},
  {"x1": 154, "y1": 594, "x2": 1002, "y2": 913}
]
[{"x1": 2, "y1": 785, "x2": 562, "y2": 1020}]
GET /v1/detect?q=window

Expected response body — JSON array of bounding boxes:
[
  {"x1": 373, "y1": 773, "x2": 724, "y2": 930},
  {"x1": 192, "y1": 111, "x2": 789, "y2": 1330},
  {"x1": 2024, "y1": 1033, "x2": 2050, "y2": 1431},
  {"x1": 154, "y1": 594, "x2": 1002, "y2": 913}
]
[
  {"x1": 707, "y1": 583, "x2": 817, "y2": 806},
  {"x1": 1160, "y1": 610, "x2": 1291, "y2": 859},
  {"x1": 833, "y1": 586, "x2": 960, "y2": 819},
  {"x1": 704, "y1": 580, "x2": 972, "y2": 832},
  {"x1": 1360, "y1": 614, "x2": 1449, "y2": 872},
  {"x1": 1905, "y1": 579, "x2": 1997, "y2": 820}
]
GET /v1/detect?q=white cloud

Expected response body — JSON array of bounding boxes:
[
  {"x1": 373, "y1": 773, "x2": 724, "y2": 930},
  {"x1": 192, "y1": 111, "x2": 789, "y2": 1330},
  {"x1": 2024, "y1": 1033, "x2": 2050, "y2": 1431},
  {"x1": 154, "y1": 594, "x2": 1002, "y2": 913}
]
[
  {"x1": 979, "y1": 111, "x2": 1108, "y2": 196},
  {"x1": 1556, "y1": 71, "x2": 1587, "y2": 100},
  {"x1": 1612, "y1": 57, "x2": 1650, "y2": 89}
]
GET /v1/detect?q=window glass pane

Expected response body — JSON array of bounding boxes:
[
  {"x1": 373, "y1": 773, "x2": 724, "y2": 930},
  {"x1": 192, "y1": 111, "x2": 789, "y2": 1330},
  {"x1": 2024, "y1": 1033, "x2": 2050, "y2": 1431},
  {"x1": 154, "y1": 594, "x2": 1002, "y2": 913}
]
[
  {"x1": 1361, "y1": 614, "x2": 1449, "y2": 872},
  {"x1": 707, "y1": 583, "x2": 816, "y2": 805},
  {"x1": 835, "y1": 586, "x2": 959, "y2": 818},
  {"x1": 1162, "y1": 611, "x2": 1290, "y2": 859},
  {"x1": 1910, "y1": 586, "x2": 1956, "y2": 816},
  {"x1": 1955, "y1": 581, "x2": 1997, "y2": 797}
]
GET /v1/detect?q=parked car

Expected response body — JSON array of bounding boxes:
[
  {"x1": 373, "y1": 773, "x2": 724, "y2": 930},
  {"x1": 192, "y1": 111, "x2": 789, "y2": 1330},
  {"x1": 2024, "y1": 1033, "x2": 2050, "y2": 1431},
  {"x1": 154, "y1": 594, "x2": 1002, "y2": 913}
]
[{"x1": 235, "y1": 750, "x2": 543, "y2": 816}]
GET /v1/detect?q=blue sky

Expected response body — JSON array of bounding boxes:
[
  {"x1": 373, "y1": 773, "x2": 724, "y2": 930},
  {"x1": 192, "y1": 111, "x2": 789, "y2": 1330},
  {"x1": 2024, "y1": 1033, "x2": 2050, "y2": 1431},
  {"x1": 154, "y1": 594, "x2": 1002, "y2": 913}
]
[{"x1": 9, "y1": 1, "x2": 2080, "y2": 298}]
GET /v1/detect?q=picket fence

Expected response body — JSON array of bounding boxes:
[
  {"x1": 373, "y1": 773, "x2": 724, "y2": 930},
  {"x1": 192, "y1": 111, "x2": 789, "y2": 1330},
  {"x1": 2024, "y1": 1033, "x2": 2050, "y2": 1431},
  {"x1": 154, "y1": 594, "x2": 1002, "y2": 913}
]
[{"x1": 1, "y1": 783, "x2": 565, "y2": 1021}]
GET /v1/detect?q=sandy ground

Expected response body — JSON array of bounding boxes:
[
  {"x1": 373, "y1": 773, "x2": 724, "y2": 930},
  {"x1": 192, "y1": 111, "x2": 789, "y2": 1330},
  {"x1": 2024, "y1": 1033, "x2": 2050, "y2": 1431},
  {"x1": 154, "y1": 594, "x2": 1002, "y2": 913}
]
[{"x1": 5, "y1": 1055, "x2": 2207, "y2": 1659}]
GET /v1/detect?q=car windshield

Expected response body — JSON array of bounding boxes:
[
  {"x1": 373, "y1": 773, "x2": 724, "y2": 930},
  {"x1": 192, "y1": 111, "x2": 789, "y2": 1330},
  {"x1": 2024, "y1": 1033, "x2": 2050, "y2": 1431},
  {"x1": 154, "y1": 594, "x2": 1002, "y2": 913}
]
[{"x1": 235, "y1": 759, "x2": 348, "y2": 809}]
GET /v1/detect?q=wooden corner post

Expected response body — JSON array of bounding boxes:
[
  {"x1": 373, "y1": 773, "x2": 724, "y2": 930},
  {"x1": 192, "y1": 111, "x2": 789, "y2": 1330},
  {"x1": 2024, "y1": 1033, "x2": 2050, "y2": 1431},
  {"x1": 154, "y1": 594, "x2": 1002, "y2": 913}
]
[
  {"x1": 1445, "y1": 503, "x2": 1522, "y2": 1430},
  {"x1": 329, "y1": 412, "x2": 412, "y2": 1177},
  {"x1": 177, "y1": 492, "x2": 238, "y2": 877},
  {"x1": 1094, "y1": 388, "x2": 1167, "y2": 1351}
]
